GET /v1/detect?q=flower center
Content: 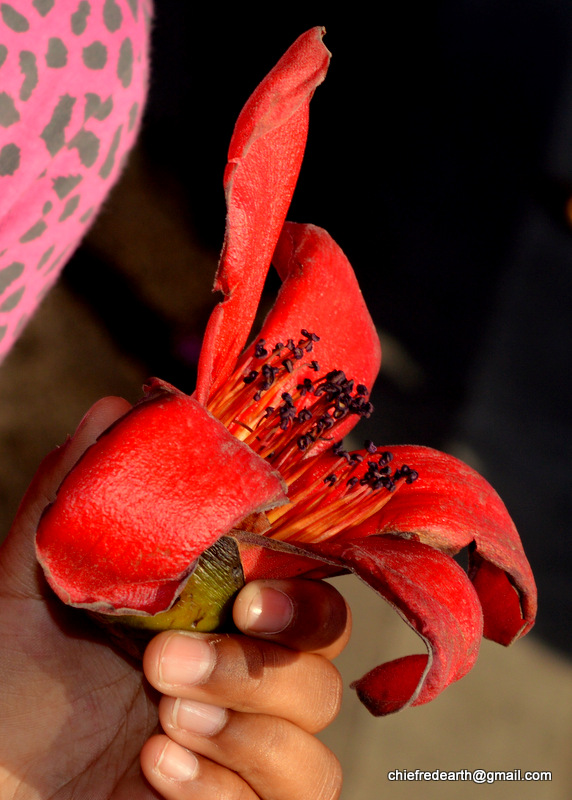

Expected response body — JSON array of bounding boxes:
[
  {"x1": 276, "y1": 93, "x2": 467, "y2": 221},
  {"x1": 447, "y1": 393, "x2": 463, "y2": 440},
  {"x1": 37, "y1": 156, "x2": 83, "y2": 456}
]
[
  {"x1": 207, "y1": 330, "x2": 417, "y2": 543},
  {"x1": 267, "y1": 441, "x2": 418, "y2": 542}
]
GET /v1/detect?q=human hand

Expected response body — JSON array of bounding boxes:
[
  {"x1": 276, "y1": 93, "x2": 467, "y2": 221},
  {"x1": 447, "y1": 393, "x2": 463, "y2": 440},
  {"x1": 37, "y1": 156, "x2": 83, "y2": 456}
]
[
  {"x1": 140, "y1": 577, "x2": 349, "y2": 800},
  {"x1": 0, "y1": 398, "x2": 349, "y2": 800}
]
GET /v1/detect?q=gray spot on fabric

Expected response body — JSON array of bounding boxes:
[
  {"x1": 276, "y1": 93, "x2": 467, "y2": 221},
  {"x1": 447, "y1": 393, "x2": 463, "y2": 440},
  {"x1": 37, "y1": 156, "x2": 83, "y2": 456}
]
[
  {"x1": 83, "y1": 41, "x2": 107, "y2": 70},
  {"x1": 20, "y1": 220, "x2": 47, "y2": 242},
  {"x1": 0, "y1": 45, "x2": 8, "y2": 68},
  {"x1": 33, "y1": 0, "x2": 55, "y2": 16},
  {"x1": 67, "y1": 129, "x2": 99, "y2": 167},
  {"x1": 103, "y1": 0, "x2": 122, "y2": 32},
  {"x1": 0, "y1": 325, "x2": 6, "y2": 342},
  {"x1": 43, "y1": 200, "x2": 52, "y2": 214},
  {"x1": 1, "y1": 4, "x2": 29, "y2": 32},
  {"x1": 80, "y1": 206, "x2": 94, "y2": 223},
  {"x1": 126, "y1": 0, "x2": 137, "y2": 18},
  {"x1": 0, "y1": 262, "x2": 24, "y2": 293},
  {"x1": 37, "y1": 245, "x2": 54, "y2": 269},
  {"x1": 0, "y1": 93, "x2": 20, "y2": 127},
  {"x1": 46, "y1": 37, "x2": 68, "y2": 68},
  {"x1": 99, "y1": 124, "x2": 122, "y2": 179},
  {"x1": 128, "y1": 101, "x2": 139, "y2": 132},
  {"x1": 45, "y1": 246, "x2": 69, "y2": 275},
  {"x1": 0, "y1": 286, "x2": 24, "y2": 312},
  {"x1": 41, "y1": 94, "x2": 75, "y2": 155},
  {"x1": 71, "y1": 1, "x2": 90, "y2": 35},
  {"x1": 52, "y1": 174, "x2": 82, "y2": 198},
  {"x1": 19, "y1": 51, "x2": 38, "y2": 101},
  {"x1": 117, "y1": 37, "x2": 133, "y2": 88},
  {"x1": 0, "y1": 143, "x2": 20, "y2": 175},
  {"x1": 59, "y1": 194, "x2": 80, "y2": 221},
  {"x1": 84, "y1": 92, "x2": 113, "y2": 121}
]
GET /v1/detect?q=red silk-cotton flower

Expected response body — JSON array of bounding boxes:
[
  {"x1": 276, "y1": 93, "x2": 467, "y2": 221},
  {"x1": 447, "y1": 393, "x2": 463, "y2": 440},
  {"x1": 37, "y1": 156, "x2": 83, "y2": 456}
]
[{"x1": 35, "y1": 27, "x2": 536, "y2": 715}]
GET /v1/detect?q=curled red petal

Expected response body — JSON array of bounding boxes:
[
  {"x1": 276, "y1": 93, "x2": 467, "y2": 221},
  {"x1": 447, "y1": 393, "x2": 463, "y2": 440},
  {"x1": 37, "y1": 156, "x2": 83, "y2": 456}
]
[
  {"x1": 244, "y1": 222, "x2": 381, "y2": 447},
  {"x1": 347, "y1": 445, "x2": 537, "y2": 645},
  {"x1": 317, "y1": 535, "x2": 484, "y2": 715},
  {"x1": 36, "y1": 380, "x2": 286, "y2": 615},
  {"x1": 196, "y1": 28, "x2": 331, "y2": 404}
]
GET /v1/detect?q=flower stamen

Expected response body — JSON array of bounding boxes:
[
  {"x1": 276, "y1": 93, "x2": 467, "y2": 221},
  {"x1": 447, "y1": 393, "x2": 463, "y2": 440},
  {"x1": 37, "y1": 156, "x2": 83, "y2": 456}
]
[{"x1": 206, "y1": 329, "x2": 418, "y2": 545}]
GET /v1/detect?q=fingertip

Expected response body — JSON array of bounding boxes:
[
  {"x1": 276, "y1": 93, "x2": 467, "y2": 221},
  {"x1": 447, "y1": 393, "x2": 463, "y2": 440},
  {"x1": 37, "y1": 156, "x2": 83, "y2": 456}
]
[
  {"x1": 233, "y1": 579, "x2": 351, "y2": 658},
  {"x1": 67, "y1": 396, "x2": 132, "y2": 463},
  {"x1": 233, "y1": 582, "x2": 294, "y2": 635}
]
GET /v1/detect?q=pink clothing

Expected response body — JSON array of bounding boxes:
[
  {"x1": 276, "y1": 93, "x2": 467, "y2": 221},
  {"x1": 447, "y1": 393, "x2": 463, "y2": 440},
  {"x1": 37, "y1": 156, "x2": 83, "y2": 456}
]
[{"x1": 0, "y1": 0, "x2": 151, "y2": 359}]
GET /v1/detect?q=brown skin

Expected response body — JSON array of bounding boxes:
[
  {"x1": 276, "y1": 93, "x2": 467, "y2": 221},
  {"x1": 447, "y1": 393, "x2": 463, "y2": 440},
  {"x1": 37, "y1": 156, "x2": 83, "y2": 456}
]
[{"x1": 0, "y1": 398, "x2": 350, "y2": 800}]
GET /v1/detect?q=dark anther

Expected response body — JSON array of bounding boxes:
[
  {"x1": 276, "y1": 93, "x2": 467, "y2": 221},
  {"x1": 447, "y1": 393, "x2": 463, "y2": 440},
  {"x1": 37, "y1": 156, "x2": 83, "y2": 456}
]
[
  {"x1": 253, "y1": 391, "x2": 262, "y2": 402},
  {"x1": 347, "y1": 476, "x2": 359, "y2": 488},
  {"x1": 310, "y1": 360, "x2": 320, "y2": 371},
  {"x1": 365, "y1": 440, "x2": 377, "y2": 454},
  {"x1": 350, "y1": 453, "x2": 364, "y2": 463},
  {"x1": 405, "y1": 470, "x2": 419, "y2": 484},
  {"x1": 333, "y1": 441, "x2": 346, "y2": 456},
  {"x1": 292, "y1": 346, "x2": 304, "y2": 360},
  {"x1": 273, "y1": 342, "x2": 285, "y2": 353},
  {"x1": 297, "y1": 378, "x2": 314, "y2": 396},
  {"x1": 264, "y1": 406, "x2": 275, "y2": 418},
  {"x1": 298, "y1": 432, "x2": 316, "y2": 451},
  {"x1": 297, "y1": 408, "x2": 313, "y2": 423},
  {"x1": 360, "y1": 402, "x2": 374, "y2": 418},
  {"x1": 316, "y1": 414, "x2": 335, "y2": 434},
  {"x1": 379, "y1": 451, "x2": 393, "y2": 465},
  {"x1": 286, "y1": 338, "x2": 295, "y2": 351},
  {"x1": 281, "y1": 392, "x2": 294, "y2": 406},
  {"x1": 243, "y1": 370, "x2": 258, "y2": 385},
  {"x1": 282, "y1": 358, "x2": 294, "y2": 373},
  {"x1": 326, "y1": 369, "x2": 347, "y2": 385},
  {"x1": 261, "y1": 364, "x2": 279, "y2": 389},
  {"x1": 323, "y1": 473, "x2": 337, "y2": 486},
  {"x1": 255, "y1": 340, "x2": 268, "y2": 358},
  {"x1": 356, "y1": 384, "x2": 368, "y2": 396}
]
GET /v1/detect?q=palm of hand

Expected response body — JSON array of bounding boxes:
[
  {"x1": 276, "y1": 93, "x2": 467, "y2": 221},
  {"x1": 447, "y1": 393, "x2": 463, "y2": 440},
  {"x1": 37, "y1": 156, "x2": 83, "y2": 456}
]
[{"x1": 0, "y1": 581, "x2": 159, "y2": 800}]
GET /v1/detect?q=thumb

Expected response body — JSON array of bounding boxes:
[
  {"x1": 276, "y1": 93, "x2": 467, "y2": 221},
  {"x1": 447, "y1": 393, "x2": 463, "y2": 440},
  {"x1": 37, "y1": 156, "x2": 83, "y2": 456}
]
[{"x1": 0, "y1": 396, "x2": 132, "y2": 598}]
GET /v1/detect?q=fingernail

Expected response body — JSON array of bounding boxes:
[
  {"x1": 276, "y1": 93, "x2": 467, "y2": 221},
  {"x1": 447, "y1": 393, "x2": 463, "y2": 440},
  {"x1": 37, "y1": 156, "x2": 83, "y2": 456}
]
[
  {"x1": 172, "y1": 698, "x2": 227, "y2": 736},
  {"x1": 244, "y1": 586, "x2": 294, "y2": 634},
  {"x1": 155, "y1": 740, "x2": 198, "y2": 782},
  {"x1": 159, "y1": 632, "x2": 215, "y2": 687}
]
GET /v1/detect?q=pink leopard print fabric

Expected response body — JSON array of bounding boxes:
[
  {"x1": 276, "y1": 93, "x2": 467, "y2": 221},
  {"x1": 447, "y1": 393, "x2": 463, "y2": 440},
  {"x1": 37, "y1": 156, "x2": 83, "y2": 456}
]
[{"x1": 0, "y1": 0, "x2": 151, "y2": 360}]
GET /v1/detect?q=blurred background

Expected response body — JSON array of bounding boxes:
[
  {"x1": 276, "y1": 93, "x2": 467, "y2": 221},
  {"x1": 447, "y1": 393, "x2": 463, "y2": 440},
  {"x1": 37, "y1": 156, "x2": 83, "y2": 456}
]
[{"x1": 1, "y1": 2, "x2": 571, "y2": 797}]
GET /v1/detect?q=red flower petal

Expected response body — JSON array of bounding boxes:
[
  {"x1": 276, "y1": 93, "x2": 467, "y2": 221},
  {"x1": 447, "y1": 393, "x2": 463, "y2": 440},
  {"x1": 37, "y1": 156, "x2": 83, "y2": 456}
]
[
  {"x1": 346, "y1": 445, "x2": 537, "y2": 645},
  {"x1": 317, "y1": 535, "x2": 484, "y2": 714},
  {"x1": 36, "y1": 380, "x2": 286, "y2": 615},
  {"x1": 196, "y1": 28, "x2": 331, "y2": 404},
  {"x1": 242, "y1": 222, "x2": 382, "y2": 447}
]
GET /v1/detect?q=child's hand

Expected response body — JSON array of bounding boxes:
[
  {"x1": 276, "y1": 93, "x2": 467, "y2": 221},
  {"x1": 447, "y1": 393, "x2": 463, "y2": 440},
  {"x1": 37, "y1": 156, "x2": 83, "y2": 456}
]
[
  {"x1": 141, "y1": 577, "x2": 349, "y2": 800},
  {"x1": 0, "y1": 396, "x2": 349, "y2": 800}
]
